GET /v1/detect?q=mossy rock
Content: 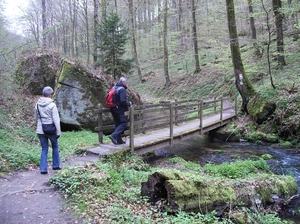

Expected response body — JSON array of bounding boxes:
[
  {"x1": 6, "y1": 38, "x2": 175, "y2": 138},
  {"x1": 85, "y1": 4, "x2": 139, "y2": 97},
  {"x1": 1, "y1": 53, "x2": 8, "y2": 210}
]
[
  {"x1": 247, "y1": 94, "x2": 276, "y2": 124},
  {"x1": 14, "y1": 50, "x2": 62, "y2": 95}
]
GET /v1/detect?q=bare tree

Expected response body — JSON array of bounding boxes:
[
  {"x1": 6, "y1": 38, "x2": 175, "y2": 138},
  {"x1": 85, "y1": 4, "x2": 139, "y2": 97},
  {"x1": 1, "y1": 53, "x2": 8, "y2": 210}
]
[
  {"x1": 178, "y1": 0, "x2": 183, "y2": 32},
  {"x1": 25, "y1": 1, "x2": 41, "y2": 46},
  {"x1": 191, "y1": 0, "x2": 200, "y2": 74},
  {"x1": 41, "y1": 0, "x2": 46, "y2": 47},
  {"x1": 272, "y1": 0, "x2": 286, "y2": 67},
  {"x1": 261, "y1": 0, "x2": 276, "y2": 89},
  {"x1": 226, "y1": 0, "x2": 256, "y2": 113},
  {"x1": 81, "y1": 0, "x2": 91, "y2": 65},
  {"x1": 69, "y1": 0, "x2": 79, "y2": 58},
  {"x1": 128, "y1": 0, "x2": 142, "y2": 82},
  {"x1": 163, "y1": 0, "x2": 171, "y2": 87},
  {"x1": 93, "y1": 0, "x2": 99, "y2": 67},
  {"x1": 248, "y1": 0, "x2": 257, "y2": 39}
]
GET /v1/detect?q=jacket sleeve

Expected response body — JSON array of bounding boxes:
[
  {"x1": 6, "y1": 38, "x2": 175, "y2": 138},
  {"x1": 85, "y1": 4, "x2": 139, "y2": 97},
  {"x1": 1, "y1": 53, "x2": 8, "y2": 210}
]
[{"x1": 52, "y1": 104, "x2": 61, "y2": 136}]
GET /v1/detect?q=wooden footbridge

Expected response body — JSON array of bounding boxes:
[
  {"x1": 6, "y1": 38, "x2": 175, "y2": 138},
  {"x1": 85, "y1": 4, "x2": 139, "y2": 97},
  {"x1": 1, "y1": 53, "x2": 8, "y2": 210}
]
[{"x1": 89, "y1": 96, "x2": 238, "y2": 155}]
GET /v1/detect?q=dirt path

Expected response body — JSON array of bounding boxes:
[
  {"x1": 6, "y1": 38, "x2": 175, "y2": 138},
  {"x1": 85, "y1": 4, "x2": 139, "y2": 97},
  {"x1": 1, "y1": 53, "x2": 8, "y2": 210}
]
[{"x1": 0, "y1": 154, "x2": 99, "y2": 224}]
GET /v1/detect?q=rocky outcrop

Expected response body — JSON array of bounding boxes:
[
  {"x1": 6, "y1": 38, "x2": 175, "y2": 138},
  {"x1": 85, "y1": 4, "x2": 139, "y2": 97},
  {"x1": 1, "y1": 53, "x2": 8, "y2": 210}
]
[{"x1": 15, "y1": 51, "x2": 142, "y2": 131}]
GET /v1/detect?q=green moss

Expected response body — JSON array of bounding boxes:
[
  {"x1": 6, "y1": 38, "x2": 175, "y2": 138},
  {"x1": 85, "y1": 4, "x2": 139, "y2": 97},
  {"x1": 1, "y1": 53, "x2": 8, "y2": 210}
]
[
  {"x1": 247, "y1": 94, "x2": 276, "y2": 124},
  {"x1": 246, "y1": 130, "x2": 278, "y2": 143},
  {"x1": 261, "y1": 154, "x2": 272, "y2": 160},
  {"x1": 59, "y1": 61, "x2": 89, "y2": 82},
  {"x1": 278, "y1": 141, "x2": 293, "y2": 147},
  {"x1": 256, "y1": 175, "x2": 298, "y2": 203},
  {"x1": 204, "y1": 159, "x2": 270, "y2": 179},
  {"x1": 58, "y1": 61, "x2": 73, "y2": 82},
  {"x1": 167, "y1": 179, "x2": 236, "y2": 211}
]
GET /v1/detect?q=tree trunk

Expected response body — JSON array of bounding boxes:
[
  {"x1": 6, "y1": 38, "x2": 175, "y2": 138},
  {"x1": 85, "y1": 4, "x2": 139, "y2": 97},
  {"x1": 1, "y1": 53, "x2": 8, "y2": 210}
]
[
  {"x1": 178, "y1": 0, "x2": 183, "y2": 32},
  {"x1": 141, "y1": 171, "x2": 298, "y2": 213},
  {"x1": 82, "y1": 0, "x2": 90, "y2": 65},
  {"x1": 226, "y1": 0, "x2": 255, "y2": 114},
  {"x1": 93, "y1": 0, "x2": 99, "y2": 67},
  {"x1": 191, "y1": 0, "x2": 200, "y2": 74},
  {"x1": 73, "y1": 0, "x2": 78, "y2": 58},
  {"x1": 247, "y1": 0, "x2": 257, "y2": 40},
  {"x1": 163, "y1": 0, "x2": 171, "y2": 87},
  {"x1": 272, "y1": 0, "x2": 286, "y2": 67},
  {"x1": 42, "y1": 0, "x2": 46, "y2": 48},
  {"x1": 69, "y1": 0, "x2": 75, "y2": 58},
  {"x1": 261, "y1": 0, "x2": 276, "y2": 89},
  {"x1": 128, "y1": 0, "x2": 142, "y2": 82}
]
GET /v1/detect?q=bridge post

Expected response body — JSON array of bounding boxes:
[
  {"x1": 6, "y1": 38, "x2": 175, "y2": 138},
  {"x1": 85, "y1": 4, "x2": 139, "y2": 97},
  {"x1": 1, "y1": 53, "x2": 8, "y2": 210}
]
[
  {"x1": 235, "y1": 95, "x2": 238, "y2": 115},
  {"x1": 97, "y1": 104, "x2": 104, "y2": 144},
  {"x1": 199, "y1": 99, "x2": 203, "y2": 130},
  {"x1": 170, "y1": 103, "x2": 174, "y2": 145},
  {"x1": 220, "y1": 97, "x2": 223, "y2": 124},
  {"x1": 129, "y1": 106, "x2": 135, "y2": 153},
  {"x1": 214, "y1": 96, "x2": 217, "y2": 113},
  {"x1": 174, "y1": 99, "x2": 178, "y2": 125}
]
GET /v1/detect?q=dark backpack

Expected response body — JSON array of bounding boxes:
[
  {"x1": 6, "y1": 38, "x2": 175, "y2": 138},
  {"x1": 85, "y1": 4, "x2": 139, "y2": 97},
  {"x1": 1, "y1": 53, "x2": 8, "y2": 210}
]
[{"x1": 105, "y1": 86, "x2": 123, "y2": 108}]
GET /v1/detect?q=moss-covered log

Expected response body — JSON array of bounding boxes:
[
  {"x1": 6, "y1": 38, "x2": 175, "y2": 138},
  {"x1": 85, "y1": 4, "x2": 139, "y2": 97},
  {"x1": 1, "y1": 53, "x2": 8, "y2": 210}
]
[{"x1": 141, "y1": 170, "x2": 297, "y2": 213}]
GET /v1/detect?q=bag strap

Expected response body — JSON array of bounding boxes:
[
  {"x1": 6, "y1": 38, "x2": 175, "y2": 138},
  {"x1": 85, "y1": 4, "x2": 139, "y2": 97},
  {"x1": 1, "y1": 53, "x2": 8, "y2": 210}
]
[{"x1": 36, "y1": 105, "x2": 44, "y2": 125}]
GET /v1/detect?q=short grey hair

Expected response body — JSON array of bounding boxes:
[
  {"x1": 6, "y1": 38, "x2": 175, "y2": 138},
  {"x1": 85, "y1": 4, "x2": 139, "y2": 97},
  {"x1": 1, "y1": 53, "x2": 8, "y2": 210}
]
[
  {"x1": 119, "y1": 77, "x2": 127, "y2": 83},
  {"x1": 42, "y1": 86, "x2": 54, "y2": 96}
]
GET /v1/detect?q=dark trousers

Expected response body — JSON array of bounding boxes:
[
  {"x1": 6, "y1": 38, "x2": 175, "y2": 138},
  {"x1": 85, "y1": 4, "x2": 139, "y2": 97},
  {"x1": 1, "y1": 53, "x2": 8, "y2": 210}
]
[{"x1": 110, "y1": 110, "x2": 127, "y2": 143}]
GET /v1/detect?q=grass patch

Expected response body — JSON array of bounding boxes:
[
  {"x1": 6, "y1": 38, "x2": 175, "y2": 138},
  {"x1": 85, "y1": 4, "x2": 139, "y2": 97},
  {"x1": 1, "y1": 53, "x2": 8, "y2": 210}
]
[{"x1": 204, "y1": 158, "x2": 271, "y2": 179}]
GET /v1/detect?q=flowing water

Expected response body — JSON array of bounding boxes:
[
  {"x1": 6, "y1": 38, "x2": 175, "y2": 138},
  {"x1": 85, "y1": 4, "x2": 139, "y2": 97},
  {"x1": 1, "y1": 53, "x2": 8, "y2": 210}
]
[{"x1": 150, "y1": 135, "x2": 300, "y2": 223}]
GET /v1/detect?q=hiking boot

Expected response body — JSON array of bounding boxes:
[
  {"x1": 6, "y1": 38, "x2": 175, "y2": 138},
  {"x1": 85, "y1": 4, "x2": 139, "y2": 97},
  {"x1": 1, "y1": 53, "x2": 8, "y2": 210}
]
[
  {"x1": 53, "y1": 167, "x2": 62, "y2": 170},
  {"x1": 117, "y1": 140, "x2": 126, "y2": 144},
  {"x1": 109, "y1": 135, "x2": 118, "y2": 145}
]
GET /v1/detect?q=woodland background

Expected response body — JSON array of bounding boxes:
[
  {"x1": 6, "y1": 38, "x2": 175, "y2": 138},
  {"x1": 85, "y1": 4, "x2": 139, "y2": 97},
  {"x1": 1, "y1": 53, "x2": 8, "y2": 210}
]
[
  {"x1": 1, "y1": 1, "x2": 300, "y2": 222},
  {"x1": 2, "y1": 0, "x2": 298, "y2": 84}
]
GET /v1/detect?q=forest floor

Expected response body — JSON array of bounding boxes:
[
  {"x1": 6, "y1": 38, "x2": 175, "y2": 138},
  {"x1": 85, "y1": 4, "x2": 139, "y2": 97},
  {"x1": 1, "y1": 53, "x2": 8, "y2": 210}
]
[{"x1": 0, "y1": 154, "x2": 100, "y2": 224}]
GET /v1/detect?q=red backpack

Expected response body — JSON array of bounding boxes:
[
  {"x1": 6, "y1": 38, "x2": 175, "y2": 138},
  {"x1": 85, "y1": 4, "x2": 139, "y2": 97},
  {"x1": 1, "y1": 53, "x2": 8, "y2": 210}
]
[{"x1": 105, "y1": 86, "x2": 123, "y2": 108}]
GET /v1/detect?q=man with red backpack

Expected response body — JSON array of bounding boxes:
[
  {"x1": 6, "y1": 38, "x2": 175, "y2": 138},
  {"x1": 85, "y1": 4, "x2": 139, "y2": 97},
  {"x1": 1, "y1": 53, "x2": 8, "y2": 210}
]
[{"x1": 108, "y1": 77, "x2": 131, "y2": 145}]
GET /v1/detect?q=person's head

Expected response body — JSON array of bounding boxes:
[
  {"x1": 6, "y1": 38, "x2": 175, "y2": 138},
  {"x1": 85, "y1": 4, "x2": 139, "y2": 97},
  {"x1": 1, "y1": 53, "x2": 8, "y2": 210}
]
[
  {"x1": 119, "y1": 77, "x2": 128, "y2": 87},
  {"x1": 42, "y1": 86, "x2": 54, "y2": 97}
]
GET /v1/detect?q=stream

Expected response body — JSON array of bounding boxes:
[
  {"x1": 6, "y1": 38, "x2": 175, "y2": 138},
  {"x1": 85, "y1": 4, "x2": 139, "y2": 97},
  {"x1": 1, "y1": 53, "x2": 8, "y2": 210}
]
[{"x1": 149, "y1": 135, "x2": 300, "y2": 223}]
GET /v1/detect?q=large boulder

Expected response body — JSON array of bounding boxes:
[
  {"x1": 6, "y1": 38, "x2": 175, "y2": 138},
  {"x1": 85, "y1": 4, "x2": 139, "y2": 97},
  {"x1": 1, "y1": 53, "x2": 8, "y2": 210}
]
[
  {"x1": 247, "y1": 94, "x2": 276, "y2": 124},
  {"x1": 15, "y1": 51, "x2": 142, "y2": 131},
  {"x1": 54, "y1": 60, "x2": 107, "y2": 130}
]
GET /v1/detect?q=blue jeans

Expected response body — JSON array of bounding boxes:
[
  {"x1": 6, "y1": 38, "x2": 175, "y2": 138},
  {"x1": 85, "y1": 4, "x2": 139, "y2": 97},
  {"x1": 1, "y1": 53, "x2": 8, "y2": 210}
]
[
  {"x1": 110, "y1": 111, "x2": 127, "y2": 143},
  {"x1": 38, "y1": 134, "x2": 60, "y2": 172}
]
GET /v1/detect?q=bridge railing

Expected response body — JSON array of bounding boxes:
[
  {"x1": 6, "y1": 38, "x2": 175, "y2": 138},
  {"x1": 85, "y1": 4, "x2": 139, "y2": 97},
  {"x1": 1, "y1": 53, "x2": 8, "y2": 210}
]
[{"x1": 95, "y1": 95, "x2": 237, "y2": 151}]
